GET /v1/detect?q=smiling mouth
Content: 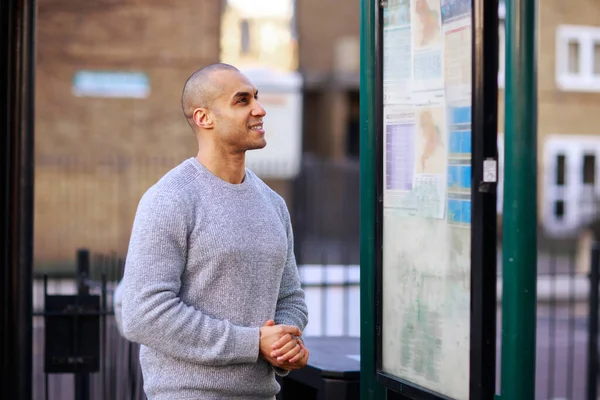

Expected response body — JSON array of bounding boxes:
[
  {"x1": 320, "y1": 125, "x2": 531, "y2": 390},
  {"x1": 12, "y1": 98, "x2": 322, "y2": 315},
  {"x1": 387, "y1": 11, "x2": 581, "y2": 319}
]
[{"x1": 249, "y1": 124, "x2": 264, "y2": 132}]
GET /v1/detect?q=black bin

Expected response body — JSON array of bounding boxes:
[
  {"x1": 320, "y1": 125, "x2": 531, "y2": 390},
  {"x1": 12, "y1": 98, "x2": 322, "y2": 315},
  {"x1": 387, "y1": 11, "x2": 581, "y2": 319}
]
[{"x1": 278, "y1": 336, "x2": 360, "y2": 400}]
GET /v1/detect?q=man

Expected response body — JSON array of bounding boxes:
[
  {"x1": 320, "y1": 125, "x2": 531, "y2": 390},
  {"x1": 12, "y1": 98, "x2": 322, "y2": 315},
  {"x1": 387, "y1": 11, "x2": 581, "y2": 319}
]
[{"x1": 121, "y1": 63, "x2": 309, "y2": 399}]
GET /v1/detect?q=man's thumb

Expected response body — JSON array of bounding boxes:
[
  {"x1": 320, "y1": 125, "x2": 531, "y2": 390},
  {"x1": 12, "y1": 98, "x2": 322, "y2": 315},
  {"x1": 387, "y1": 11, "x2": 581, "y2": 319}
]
[{"x1": 264, "y1": 319, "x2": 275, "y2": 326}]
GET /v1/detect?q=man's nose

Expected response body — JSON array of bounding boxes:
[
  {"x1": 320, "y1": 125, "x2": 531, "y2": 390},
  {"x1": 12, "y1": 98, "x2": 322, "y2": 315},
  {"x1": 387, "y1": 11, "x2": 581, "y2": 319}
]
[{"x1": 252, "y1": 101, "x2": 266, "y2": 117}]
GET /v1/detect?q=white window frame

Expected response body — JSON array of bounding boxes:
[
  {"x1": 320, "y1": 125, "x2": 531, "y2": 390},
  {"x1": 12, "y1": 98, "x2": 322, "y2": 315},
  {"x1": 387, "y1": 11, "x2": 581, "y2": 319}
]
[
  {"x1": 556, "y1": 25, "x2": 600, "y2": 92},
  {"x1": 544, "y1": 135, "x2": 600, "y2": 237}
]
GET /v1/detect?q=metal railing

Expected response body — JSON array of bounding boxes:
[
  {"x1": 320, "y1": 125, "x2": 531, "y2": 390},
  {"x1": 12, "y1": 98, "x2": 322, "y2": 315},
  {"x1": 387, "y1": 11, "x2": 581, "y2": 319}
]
[{"x1": 33, "y1": 250, "x2": 144, "y2": 400}]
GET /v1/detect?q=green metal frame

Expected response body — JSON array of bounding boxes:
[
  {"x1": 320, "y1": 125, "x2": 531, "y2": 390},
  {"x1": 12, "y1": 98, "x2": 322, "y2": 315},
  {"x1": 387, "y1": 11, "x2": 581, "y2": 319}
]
[
  {"x1": 359, "y1": 0, "x2": 386, "y2": 398},
  {"x1": 361, "y1": 0, "x2": 537, "y2": 397},
  {"x1": 500, "y1": 0, "x2": 538, "y2": 399}
]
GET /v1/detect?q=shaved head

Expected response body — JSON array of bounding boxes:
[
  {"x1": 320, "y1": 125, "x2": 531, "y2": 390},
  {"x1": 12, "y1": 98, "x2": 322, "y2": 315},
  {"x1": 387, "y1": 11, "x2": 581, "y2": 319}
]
[
  {"x1": 180, "y1": 62, "x2": 266, "y2": 154},
  {"x1": 181, "y1": 63, "x2": 240, "y2": 126}
]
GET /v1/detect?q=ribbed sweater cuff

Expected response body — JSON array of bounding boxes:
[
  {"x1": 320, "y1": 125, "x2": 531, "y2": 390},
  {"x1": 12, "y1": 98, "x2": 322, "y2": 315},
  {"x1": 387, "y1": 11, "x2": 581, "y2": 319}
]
[{"x1": 234, "y1": 326, "x2": 261, "y2": 363}]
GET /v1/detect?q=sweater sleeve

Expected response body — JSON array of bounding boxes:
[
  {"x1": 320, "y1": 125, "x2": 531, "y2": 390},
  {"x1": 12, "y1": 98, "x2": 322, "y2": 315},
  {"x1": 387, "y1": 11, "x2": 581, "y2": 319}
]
[
  {"x1": 273, "y1": 202, "x2": 309, "y2": 333},
  {"x1": 272, "y1": 202, "x2": 309, "y2": 377},
  {"x1": 121, "y1": 189, "x2": 260, "y2": 365}
]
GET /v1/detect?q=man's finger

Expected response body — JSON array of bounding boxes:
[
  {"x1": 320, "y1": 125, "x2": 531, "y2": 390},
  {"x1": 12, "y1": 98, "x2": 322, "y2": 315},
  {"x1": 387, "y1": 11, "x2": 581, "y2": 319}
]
[
  {"x1": 271, "y1": 338, "x2": 296, "y2": 358},
  {"x1": 277, "y1": 346, "x2": 302, "y2": 364},
  {"x1": 279, "y1": 325, "x2": 301, "y2": 337},
  {"x1": 271, "y1": 333, "x2": 294, "y2": 350},
  {"x1": 276, "y1": 343, "x2": 302, "y2": 362},
  {"x1": 287, "y1": 349, "x2": 305, "y2": 364}
]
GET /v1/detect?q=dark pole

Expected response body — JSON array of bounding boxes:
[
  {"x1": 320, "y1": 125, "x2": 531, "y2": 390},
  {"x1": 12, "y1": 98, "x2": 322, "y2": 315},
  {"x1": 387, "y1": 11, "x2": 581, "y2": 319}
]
[
  {"x1": 470, "y1": 0, "x2": 499, "y2": 398},
  {"x1": 587, "y1": 245, "x2": 599, "y2": 400},
  {"x1": 359, "y1": 0, "x2": 385, "y2": 398},
  {"x1": 1, "y1": 0, "x2": 36, "y2": 399},
  {"x1": 75, "y1": 249, "x2": 91, "y2": 400}
]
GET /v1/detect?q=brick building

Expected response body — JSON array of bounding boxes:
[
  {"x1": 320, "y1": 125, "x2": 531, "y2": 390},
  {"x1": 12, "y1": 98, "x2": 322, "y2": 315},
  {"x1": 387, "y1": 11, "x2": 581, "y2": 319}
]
[
  {"x1": 496, "y1": 0, "x2": 600, "y2": 239},
  {"x1": 35, "y1": 0, "x2": 221, "y2": 269},
  {"x1": 34, "y1": 0, "x2": 361, "y2": 271},
  {"x1": 42, "y1": 0, "x2": 600, "y2": 269}
]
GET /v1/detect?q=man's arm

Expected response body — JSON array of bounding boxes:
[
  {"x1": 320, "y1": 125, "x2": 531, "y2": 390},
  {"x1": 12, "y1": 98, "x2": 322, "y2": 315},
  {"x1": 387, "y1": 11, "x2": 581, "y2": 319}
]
[
  {"x1": 274, "y1": 202, "x2": 309, "y2": 331},
  {"x1": 271, "y1": 202, "x2": 310, "y2": 374},
  {"x1": 121, "y1": 190, "x2": 261, "y2": 365}
]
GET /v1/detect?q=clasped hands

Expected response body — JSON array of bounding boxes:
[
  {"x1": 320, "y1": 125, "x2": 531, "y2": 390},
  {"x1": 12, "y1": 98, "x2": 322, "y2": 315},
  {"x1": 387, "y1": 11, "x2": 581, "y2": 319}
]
[{"x1": 259, "y1": 320, "x2": 309, "y2": 371}]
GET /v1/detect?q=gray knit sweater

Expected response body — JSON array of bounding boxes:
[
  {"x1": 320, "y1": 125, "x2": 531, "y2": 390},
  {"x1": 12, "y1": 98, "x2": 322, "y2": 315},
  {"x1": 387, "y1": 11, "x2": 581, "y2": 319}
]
[{"x1": 121, "y1": 157, "x2": 308, "y2": 399}]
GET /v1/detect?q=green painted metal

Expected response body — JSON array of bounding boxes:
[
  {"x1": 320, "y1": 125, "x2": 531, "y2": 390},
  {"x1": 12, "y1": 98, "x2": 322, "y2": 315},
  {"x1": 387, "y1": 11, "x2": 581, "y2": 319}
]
[
  {"x1": 359, "y1": 0, "x2": 386, "y2": 398},
  {"x1": 500, "y1": 0, "x2": 538, "y2": 398}
]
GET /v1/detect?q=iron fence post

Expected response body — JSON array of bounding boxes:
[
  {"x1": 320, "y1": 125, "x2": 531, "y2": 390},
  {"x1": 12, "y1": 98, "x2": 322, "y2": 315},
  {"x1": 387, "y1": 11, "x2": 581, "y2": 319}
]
[
  {"x1": 75, "y1": 249, "x2": 90, "y2": 400},
  {"x1": 587, "y1": 244, "x2": 599, "y2": 400}
]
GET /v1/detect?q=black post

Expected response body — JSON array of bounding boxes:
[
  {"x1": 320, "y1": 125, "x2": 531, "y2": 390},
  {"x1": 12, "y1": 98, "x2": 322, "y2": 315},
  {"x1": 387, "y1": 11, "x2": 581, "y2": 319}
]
[
  {"x1": 587, "y1": 244, "x2": 599, "y2": 400},
  {"x1": 1, "y1": 0, "x2": 36, "y2": 399},
  {"x1": 75, "y1": 249, "x2": 91, "y2": 400}
]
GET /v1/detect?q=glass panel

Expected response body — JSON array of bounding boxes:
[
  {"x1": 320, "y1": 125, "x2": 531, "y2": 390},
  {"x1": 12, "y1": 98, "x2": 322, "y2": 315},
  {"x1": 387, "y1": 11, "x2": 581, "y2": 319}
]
[
  {"x1": 381, "y1": 0, "x2": 472, "y2": 398},
  {"x1": 594, "y1": 42, "x2": 600, "y2": 75},
  {"x1": 583, "y1": 154, "x2": 595, "y2": 185},
  {"x1": 554, "y1": 200, "x2": 565, "y2": 218},
  {"x1": 556, "y1": 154, "x2": 566, "y2": 186},
  {"x1": 568, "y1": 40, "x2": 580, "y2": 74}
]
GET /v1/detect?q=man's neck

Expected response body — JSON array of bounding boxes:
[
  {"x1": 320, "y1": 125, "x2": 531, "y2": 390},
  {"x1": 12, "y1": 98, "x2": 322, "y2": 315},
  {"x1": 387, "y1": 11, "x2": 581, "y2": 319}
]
[{"x1": 196, "y1": 148, "x2": 246, "y2": 185}]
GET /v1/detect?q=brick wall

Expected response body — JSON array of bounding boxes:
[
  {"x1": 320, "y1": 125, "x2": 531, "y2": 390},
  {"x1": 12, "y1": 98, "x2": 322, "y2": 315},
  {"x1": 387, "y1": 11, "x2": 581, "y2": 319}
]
[
  {"x1": 35, "y1": 0, "x2": 221, "y2": 270},
  {"x1": 296, "y1": 0, "x2": 360, "y2": 74}
]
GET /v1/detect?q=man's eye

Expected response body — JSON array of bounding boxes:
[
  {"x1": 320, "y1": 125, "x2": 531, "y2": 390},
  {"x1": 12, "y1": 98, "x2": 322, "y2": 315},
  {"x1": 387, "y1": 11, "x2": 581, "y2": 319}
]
[{"x1": 237, "y1": 98, "x2": 247, "y2": 104}]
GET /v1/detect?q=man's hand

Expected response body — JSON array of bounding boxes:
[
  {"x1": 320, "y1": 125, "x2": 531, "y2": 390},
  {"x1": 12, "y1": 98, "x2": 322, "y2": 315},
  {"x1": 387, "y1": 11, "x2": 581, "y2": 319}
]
[
  {"x1": 261, "y1": 320, "x2": 308, "y2": 370},
  {"x1": 259, "y1": 320, "x2": 302, "y2": 368},
  {"x1": 277, "y1": 339, "x2": 309, "y2": 371}
]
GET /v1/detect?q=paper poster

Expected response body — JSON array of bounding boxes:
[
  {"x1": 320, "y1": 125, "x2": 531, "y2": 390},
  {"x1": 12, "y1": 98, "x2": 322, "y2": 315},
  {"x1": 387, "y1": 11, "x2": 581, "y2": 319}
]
[
  {"x1": 380, "y1": 1, "x2": 474, "y2": 398},
  {"x1": 384, "y1": 0, "x2": 413, "y2": 105},
  {"x1": 412, "y1": 105, "x2": 447, "y2": 219},
  {"x1": 383, "y1": 109, "x2": 417, "y2": 211},
  {"x1": 386, "y1": 118, "x2": 416, "y2": 192},
  {"x1": 446, "y1": 105, "x2": 472, "y2": 226},
  {"x1": 442, "y1": 0, "x2": 472, "y2": 102},
  {"x1": 410, "y1": 0, "x2": 444, "y2": 93},
  {"x1": 442, "y1": 1, "x2": 473, "y2": 226}
]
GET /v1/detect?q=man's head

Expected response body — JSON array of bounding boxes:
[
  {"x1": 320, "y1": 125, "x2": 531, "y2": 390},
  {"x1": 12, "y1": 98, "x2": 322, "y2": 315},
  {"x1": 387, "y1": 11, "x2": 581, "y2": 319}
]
[{"x1": 181, "y1": 63, "x2": 267, "y2": 153}]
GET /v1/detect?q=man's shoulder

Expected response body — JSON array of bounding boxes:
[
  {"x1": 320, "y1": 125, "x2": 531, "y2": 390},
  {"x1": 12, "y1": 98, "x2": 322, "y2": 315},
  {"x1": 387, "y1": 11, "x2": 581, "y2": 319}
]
[{"x1": 141, "y1": 159, "x2": 200, "y2": 205}]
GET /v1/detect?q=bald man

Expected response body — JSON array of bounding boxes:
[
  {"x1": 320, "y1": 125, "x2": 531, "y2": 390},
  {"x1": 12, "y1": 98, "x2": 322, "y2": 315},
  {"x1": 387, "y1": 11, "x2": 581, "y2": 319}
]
[{"x1": 121, "y1": 63, "x2": 309, "y2": 399}]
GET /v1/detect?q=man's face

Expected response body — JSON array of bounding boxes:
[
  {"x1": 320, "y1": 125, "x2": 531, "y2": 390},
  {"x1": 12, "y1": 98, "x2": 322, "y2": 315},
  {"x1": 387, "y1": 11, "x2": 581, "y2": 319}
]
[{"x1": 209, "y1": 70, "x2": 267, "y2": 153}]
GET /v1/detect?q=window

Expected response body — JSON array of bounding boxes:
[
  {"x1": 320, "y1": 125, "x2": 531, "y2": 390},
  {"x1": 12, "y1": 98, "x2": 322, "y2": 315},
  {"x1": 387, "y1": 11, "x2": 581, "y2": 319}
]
[
  {"x1": 240, "y1": 19, "x2": 250, "y2": 55},
  {"x1": 595, "y1": 42, "x2": 600, "y2": 75},
  {"x1": 568, "y1": 41, "x2": 580, "y2": 74},
  {"x1": 584, "y1": 154, "x2": 596, "y2": 185},
  {"x1": 556, "y1": 25, "x2": 600, "y2": 92},
  {"x1": 544, "y1": 136, "x2": 600, "y2": 236},
  {"x1": 554, "y1": 200, "x2": 565, "y2": 219},
  {"x1": 556, "y1": 154, "x2": 566, "y2": 185},
  {"x1": 498, "y1": 3, "x2": 506, "y2": 87}
]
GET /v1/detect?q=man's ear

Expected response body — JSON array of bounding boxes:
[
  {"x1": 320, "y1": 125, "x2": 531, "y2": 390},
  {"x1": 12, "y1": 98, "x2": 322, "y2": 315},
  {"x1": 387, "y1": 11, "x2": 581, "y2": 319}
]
[{"x1": 193, "y1": 107, "x2": 213, "y2": 129}]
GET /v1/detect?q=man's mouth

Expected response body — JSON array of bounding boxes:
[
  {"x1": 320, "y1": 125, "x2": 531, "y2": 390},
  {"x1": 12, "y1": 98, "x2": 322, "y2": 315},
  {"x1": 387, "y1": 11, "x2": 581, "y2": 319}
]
[{"x1": 249, "y1": 123, "x2": 264, "y2": 133}]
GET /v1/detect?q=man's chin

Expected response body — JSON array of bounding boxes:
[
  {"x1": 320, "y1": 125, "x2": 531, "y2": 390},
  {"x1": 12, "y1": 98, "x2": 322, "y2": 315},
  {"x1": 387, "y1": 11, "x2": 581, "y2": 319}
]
[{"x1": 247, "y1": 140, "x2": 267, "y2": 151}]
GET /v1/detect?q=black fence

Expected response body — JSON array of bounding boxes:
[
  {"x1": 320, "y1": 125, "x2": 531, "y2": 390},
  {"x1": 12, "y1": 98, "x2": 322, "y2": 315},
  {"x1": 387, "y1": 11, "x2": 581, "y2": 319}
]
[
  {"x1": 291, "y1": 155, "x2": 360, "y2": 266},
  {"x1": 528, "y1": 248, "x2": 593, "y2": 400},
  {"x1": 33, "y1": 250, "x2": 143, "y2": 400}
]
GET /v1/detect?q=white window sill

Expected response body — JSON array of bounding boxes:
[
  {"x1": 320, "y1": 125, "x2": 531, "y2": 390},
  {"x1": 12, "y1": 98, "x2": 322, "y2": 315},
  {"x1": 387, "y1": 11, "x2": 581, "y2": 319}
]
[{"x1": 557, "y1": 76, "x2": 600, "y2": 92}]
